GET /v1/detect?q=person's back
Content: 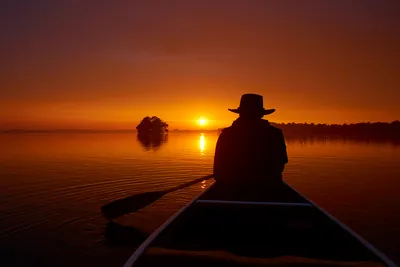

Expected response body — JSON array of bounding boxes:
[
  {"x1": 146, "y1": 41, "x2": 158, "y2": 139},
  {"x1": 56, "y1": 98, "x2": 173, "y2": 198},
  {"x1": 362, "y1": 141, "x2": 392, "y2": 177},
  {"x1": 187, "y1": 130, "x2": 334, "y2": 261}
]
[{"x1": 213, "y1": 94, "x2": 288, "y2": 190}]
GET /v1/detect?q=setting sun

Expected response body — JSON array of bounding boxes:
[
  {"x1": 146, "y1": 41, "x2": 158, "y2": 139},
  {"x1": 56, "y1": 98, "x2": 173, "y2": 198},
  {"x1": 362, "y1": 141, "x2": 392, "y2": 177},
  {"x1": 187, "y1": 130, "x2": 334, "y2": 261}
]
[{"x1": 197, "y1": 117, "x2": 208, "y2": 126}]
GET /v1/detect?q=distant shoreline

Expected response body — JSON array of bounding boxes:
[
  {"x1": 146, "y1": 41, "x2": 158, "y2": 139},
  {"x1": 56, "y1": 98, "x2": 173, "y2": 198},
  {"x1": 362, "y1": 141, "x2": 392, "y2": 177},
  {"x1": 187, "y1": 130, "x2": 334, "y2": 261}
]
[
  {"x1": 2, "y1": 121, "x2": 399, "y2": 138},
  {"x1": 1, "y1": 129, "x2": 138, "y2": 134},
  {"x1": 0, "y1": 129, "x2": 219, "y2": 133}
]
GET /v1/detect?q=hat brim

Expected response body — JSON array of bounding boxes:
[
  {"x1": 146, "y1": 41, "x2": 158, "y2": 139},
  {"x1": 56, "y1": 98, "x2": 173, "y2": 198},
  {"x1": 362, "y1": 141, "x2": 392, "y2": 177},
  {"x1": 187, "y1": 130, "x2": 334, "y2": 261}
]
[{"x1": 228, "y1": 108, "x2": 275, "y2": 115}]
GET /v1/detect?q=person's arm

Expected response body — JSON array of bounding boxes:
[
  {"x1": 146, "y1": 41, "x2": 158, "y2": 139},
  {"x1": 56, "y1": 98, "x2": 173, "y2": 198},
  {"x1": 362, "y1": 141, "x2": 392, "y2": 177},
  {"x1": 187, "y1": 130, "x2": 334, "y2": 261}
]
[
  {"x1": 268, "y1": 129, "x2": 288, "y2": 177},
  {"x1": 213, "y1": 130, "x2": 233, "y2": 182},
  {"x1": 278, "y1": 129, "x2": 288, "y2": 175},
  {"x1": 213, "y1": 132, "x2": 225, "y2": 181},
  {"x1": 277, "y1": 163, "x2": 285, "y2": 175}
]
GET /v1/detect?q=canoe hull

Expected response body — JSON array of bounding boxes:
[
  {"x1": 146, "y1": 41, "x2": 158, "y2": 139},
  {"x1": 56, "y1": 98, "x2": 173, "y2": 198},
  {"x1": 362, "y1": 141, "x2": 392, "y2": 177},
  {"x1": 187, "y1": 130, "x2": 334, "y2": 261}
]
[{"x1": 125, "y1": 182, "x2": 397, "y2": 267}]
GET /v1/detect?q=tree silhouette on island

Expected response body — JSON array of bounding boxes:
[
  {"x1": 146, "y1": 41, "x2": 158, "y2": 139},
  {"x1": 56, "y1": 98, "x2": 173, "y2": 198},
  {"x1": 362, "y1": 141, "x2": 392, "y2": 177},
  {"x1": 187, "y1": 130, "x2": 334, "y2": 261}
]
[
  {"x1": 136, "y1": 116, "x2": 169, "y2": 135},
  {"x1": 136, "y1": 116, "x2": 169, "y2": 151}
]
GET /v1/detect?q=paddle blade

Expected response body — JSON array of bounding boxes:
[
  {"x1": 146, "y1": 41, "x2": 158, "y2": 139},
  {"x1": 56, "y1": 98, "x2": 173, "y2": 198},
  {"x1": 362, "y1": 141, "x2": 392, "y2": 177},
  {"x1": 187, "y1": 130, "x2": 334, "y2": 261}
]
[{"x1": 101, "y1": 191, "x2": 166, "y2": 219}]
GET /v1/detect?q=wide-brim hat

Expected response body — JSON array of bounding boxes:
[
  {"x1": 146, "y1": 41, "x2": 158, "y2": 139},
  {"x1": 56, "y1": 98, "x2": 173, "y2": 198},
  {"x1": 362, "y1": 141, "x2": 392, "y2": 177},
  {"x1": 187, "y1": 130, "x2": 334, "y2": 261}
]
[{"x1": 228, "y1": 93, "x2": 275, "y2": 115}]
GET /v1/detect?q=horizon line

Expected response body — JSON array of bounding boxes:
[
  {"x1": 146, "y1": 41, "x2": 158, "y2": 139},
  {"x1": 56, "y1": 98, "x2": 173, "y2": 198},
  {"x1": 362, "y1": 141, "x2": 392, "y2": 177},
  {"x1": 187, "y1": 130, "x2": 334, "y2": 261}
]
[{"x1": 1, "y1": 120, "x2": 399, "y2": 133}]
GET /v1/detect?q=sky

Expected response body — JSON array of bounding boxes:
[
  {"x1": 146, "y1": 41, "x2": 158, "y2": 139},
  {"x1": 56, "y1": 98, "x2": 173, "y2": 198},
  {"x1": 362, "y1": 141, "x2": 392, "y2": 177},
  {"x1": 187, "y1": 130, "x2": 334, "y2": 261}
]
[{"x1": 1, "y1": 0, "x2": 399, "y2": 130}]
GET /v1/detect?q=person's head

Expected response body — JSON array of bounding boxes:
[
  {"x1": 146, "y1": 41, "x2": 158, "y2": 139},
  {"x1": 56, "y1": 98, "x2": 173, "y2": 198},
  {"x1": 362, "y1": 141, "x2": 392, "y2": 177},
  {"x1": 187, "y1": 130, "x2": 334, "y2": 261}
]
[
  {"x1": 238, "y1": 110, "x2": 264, "y2": 120},
  {"x1": 228, "y1": 94, "x2": 275, "y2": 119}
]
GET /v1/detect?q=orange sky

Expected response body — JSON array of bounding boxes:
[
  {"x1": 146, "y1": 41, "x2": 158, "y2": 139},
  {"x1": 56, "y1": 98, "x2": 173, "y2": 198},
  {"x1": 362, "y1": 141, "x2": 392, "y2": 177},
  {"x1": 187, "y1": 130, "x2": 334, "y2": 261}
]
[{"x1": 1, "y1": 1, "x2": 399, "y2": 130}]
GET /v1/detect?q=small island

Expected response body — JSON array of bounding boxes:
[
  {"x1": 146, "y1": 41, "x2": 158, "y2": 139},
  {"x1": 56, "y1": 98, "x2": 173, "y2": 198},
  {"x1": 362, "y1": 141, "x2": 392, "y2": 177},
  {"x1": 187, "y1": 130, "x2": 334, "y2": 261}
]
[
  {"x1": 136, "y1": 116, "x2": 169, "y2": 151},
  {"x1": 136, "y1": 116, "x2": 169, "y2": 135}
]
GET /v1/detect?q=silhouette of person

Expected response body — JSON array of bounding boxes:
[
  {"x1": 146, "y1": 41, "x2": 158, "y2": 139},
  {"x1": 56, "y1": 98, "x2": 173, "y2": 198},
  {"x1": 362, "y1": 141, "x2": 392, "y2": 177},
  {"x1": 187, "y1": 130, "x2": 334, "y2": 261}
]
[{"x1": 213, "y1": 94, "x2": 288, "y2": 191}]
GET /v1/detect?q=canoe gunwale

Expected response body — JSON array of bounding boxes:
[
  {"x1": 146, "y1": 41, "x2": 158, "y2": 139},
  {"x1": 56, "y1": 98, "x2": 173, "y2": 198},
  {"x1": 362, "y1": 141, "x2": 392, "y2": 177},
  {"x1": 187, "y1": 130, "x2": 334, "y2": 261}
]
[
  {"x1": 123, "y1": 181, "x2": 216, "y2": 267},
  {"x1": 288, "y1": 185, "x2": 398, "y2": 267}
]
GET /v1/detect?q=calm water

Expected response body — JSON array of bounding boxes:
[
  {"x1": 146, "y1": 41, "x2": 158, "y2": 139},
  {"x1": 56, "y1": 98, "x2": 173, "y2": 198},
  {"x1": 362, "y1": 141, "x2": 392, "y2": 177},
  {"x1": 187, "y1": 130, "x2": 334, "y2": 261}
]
[{"x1": 0, "y1": 132, "x2": 399, "y2": 266}]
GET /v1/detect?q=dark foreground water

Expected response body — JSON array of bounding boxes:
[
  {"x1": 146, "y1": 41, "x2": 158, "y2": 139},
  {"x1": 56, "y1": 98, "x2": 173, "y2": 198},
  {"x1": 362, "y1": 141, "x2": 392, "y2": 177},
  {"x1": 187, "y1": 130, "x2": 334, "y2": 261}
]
[{"x1": 0, "y1": 132, "x2": 399, "y2": 266}]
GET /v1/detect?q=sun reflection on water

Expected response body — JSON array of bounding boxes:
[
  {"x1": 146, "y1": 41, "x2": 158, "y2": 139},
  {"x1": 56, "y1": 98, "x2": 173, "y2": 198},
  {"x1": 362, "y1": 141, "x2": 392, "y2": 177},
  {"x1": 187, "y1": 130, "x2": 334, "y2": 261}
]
[{"x1": 199, "y1": 133, "x2": 206, "y2": 154}]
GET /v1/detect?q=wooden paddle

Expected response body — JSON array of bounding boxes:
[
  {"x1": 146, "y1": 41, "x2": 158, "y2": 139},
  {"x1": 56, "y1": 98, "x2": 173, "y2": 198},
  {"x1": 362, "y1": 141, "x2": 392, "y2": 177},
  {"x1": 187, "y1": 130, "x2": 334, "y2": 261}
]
[{"x1": 101, "y1": 174, "x2": 214, "y2": 219}]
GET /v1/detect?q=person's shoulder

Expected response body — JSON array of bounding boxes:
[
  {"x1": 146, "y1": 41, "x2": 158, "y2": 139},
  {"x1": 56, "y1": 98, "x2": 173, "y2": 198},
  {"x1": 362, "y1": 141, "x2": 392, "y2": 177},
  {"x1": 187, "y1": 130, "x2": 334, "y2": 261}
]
[
  {"x1": 216, "y1": 127, "x2": 234, "y2": 144},
  {"x1": 264, "y1": 121, "x2": 284, "y2": 135},
  {"x1": 269, "y1": 125, "x2": 283, "y2": 133},
  {"x1": 219, "y1": 126, "x2": 233, "y2": 136}
]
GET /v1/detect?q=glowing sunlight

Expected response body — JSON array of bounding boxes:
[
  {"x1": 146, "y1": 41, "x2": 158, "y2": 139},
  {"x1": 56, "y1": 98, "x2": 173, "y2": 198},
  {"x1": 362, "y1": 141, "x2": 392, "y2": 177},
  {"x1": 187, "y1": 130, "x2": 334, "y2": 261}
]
[{"x1": 197, "y1": 117, "x2": 208, "y2": 126}]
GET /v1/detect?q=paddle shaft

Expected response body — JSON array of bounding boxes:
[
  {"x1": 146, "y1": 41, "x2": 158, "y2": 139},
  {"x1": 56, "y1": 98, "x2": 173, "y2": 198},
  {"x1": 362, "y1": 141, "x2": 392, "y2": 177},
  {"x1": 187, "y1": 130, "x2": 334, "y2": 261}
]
[
  {"x1": 164, "y1": 174, "x2": 214, "y2": 194},
  {"x1": 101, "y1": 174, "x2": 214, "y2": 219}
]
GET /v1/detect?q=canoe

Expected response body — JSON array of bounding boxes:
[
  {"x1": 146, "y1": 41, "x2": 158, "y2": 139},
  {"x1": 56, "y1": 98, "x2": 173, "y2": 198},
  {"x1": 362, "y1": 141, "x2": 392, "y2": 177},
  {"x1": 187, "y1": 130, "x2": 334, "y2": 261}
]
[{"x1": 123, "y1": 182, "x2": 397, "y2": 267}]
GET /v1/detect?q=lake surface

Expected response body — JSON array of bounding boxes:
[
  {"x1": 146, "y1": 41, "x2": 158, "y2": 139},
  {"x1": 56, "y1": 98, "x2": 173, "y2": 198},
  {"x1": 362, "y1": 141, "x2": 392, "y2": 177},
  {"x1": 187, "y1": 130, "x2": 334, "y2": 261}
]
[{"x1": 0, "y1": 132, "x2": 399, "y2": 266}]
